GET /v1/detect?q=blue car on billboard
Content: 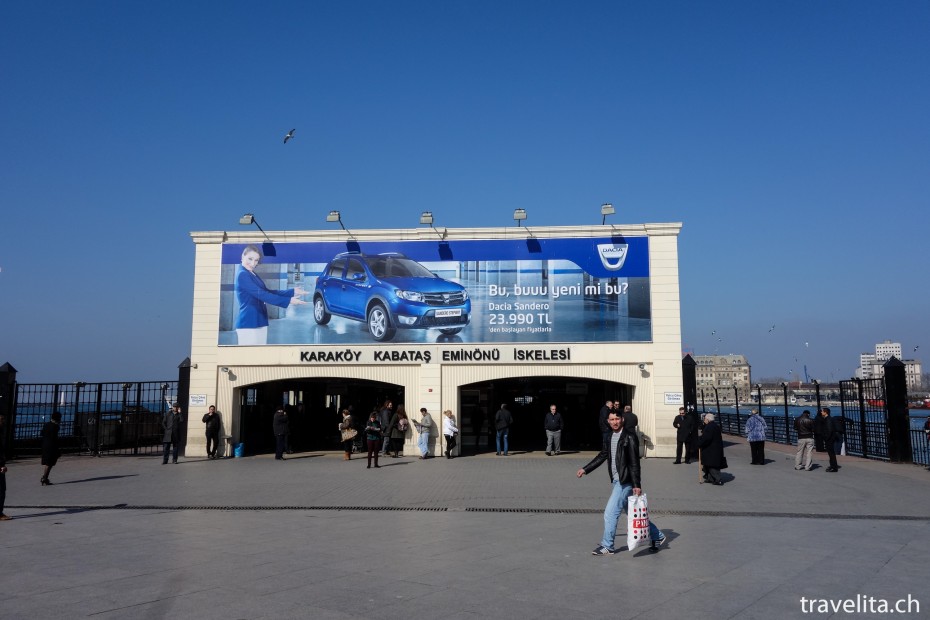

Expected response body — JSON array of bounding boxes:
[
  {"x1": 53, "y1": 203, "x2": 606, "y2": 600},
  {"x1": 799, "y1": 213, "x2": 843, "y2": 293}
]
[{"x1": 313, "y1": 252, "x2": 470, "y2": 341}]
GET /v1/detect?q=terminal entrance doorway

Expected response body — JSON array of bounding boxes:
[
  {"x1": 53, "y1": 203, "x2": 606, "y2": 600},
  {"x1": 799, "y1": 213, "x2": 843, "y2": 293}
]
[
  {"x1": 237, "y1": 378, "x2": 403, "y2": 455},
  {"x1": 457, "y1": 377, "x2": 631, "y2": 454}
]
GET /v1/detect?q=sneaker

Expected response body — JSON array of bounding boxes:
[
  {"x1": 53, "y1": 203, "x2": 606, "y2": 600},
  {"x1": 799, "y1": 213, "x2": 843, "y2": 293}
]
[
  {"x1": 0, "y1": 514, "x2": 12, "y2": 521},
  {"x1": 650, "y1": 532, "x2": 667, "y2": 552},
  {"x1": 545, "y1": 451, "x2": 551, "y2": 456},
  {"x1": 555, "y1": 451, "x2": 561, "y2": 455},
  {"x1": 794, "y1": 466, "x2": 803, "y2": 470},
  {"x1": 591, "y1": 545, "x2": 617, "y2": 556}
]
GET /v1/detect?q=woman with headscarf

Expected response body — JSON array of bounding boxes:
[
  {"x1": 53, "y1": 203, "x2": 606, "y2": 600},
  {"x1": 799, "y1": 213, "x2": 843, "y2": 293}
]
[
  {"x1": 386, "y1": 405, "x2": 409, "y2": 458},
  {"x1": 698, "y1": 413, "x2": 725, "y2": 485}
]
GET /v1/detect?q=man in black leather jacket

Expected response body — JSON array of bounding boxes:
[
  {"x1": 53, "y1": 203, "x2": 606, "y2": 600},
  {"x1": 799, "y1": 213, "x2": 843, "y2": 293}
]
[{"x1": 577, "y1": 412, "x2": 666, "y2": 555}]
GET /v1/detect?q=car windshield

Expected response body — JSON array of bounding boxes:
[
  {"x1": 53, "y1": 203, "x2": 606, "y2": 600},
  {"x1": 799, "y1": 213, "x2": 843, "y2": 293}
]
[{"x1": 365, "y1": 257, "x2": 435, "y2": 279}]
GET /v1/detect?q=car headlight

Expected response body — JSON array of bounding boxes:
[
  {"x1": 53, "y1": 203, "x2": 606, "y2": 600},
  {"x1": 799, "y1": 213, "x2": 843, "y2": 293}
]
[
  {"x1": 461, "y1": 289, "x2": 468, "y2": 300},
  {"x1": 395, "y1": 289, "x2": 424, "y2": 302}
]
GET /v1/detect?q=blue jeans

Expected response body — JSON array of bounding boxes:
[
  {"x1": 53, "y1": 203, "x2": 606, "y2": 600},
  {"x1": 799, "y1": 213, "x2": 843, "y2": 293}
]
[
  {"x1": 601, "y1": 481, "x2": 661, "y2": 550},
  {"x1": 418, "y1": 432, "x2": 430, "y2": 456},
  {"x1": 496, "y1": 428, "x2": 509, "y2": 454}
]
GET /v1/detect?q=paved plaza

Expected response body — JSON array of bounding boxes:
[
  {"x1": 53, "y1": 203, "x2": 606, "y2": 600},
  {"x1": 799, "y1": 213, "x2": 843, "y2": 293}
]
[{"x1": 2, "y1": 438, "x2": 928, "y2": 619}]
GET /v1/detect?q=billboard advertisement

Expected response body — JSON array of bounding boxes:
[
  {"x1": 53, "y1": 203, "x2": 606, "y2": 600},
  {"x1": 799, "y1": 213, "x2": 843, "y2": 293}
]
[{"x1": 218, "y1": 236, "x2": 651, "y2": 345}]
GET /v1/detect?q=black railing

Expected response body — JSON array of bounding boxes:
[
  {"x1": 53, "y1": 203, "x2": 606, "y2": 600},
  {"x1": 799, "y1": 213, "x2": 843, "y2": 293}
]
[{"x1": 11, "y1": 381, "x2": 177, "y2": 457}]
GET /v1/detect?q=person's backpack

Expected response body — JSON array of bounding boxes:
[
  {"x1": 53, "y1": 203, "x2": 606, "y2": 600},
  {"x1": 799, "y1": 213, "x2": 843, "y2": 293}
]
[{"x1": 397, "y1": 418, "x2": 409, "y2": 432}]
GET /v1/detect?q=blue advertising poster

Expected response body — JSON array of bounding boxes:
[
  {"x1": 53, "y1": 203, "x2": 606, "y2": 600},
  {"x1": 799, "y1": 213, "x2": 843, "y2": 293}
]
[{"x1": 218, "y1": 236, "x2": 651, "y2": 345}]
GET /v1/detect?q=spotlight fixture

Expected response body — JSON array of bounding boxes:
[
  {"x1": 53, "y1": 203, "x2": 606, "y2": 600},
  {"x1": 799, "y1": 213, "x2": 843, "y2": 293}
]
[
  {"x1": 419, "y1": 211, "x2": 446, "y2": 239},
  {"x1": 513, "y1": 208, "x2": 527, "y2": 226},
  {"x1": 220, "y1": 367, "x2": 230, "y2": 373},
  {"x1": 638, "y1": 363, "x2": 646, "y2": 370},
  {"x1": 600, "y1": 203, "x2": 615, "y2": 225},
  {"x1": 239, "y1": 213, "x2": 270, "y2": 240}
]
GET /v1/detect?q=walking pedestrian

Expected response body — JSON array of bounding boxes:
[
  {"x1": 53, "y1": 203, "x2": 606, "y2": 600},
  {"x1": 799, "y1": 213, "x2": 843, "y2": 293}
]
[
  {"x1": 698, "y1": 413, "x2": 725, "y2": 485},
  {"x1": 364, "y1": 411, "x2": 382, "y2": 469},
  {"x1": 339, "y1": 408, "x2": 354, "y2": 461},
  {"x1": 40, "y1": 411, "x2": 63, "y2": 485},
  {"x1": 494, "y1": 404, "x2": 512, "y2": 456},
  {"x1": 413, "y1": 407, "x2": 433, "y2": 459},
  {"x1": 821, "y1": 408, "x2": 840, "y2": 472},
  {"x1": 273, "y1": 407, "x2": 288, "y2": 460},
  {"x1": 544, "y1": 404, "x2": 563, "y2": 455},
  {"x1": 576, "y1": 411, "x2": 667, "y2": 555},
  {"x1": 442, "y1": 410, "x2": 459, "y2": 459},
  {"x1": 0, "y1": 414, "x2": 10, "y2": 520},
  {"x1": 162, "y1": 404, "x2": 183, "y2": 465},
  {"x1": 745, "y1": 409, "x2": 768, "y2": 465},
  {"x1": 598, "y1": 399, "x2": 613, "y2": 448},
  {"x1": 378, "y1": 399, "x2": 393, "y2": 456},
  {"x1": 202, "y1": 405, "x2": 220, "y2": 459},
  {"x1": 387, "y1": 405, "x2": 409, "y2": 457},
  {"x1": 794, "y1": 410, "x2": 815, "y2": 470},
  {"x1": 672, "y1": 406, "x2": 693, "y2": 464},
  {"x1": 813, "y1": 409, "x2": 829, "y2": 453}
]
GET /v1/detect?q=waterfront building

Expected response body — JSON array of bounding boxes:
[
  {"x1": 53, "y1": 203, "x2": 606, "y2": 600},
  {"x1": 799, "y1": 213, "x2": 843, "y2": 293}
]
[
  {"x1": 184, "y1": 222, "x2": 684, "y2": 458},
  {"x1": 855, "y1": 340, "x2": 923, "y2": 389},
  {"x1": 693, "y1": 354, "x2": 752, "y2": 403}
]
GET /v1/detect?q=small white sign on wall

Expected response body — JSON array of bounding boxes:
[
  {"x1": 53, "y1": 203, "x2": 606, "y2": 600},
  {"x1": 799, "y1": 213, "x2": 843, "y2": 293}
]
[
  {"x1": 664, "y1": 392, "x2": 684, "y2": 405},
  {"x1": 189, "y1": 394, "x2": 207, "y2": 407}
]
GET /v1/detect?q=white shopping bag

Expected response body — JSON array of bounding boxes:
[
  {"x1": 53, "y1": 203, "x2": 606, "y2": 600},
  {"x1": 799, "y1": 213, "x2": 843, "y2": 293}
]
[{"x1": 627, "y1": 492, "x2": 650, "y2": 551}]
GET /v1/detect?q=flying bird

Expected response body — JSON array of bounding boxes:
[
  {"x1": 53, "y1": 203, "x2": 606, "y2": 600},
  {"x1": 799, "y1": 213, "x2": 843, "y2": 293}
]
[
  {"x1": 283, "y1": 128, "x2": 295, "y2": 144},
  {"x1": 915, "y1": 346, "x2": 920, "y2": 352},
  {"x1": 768, "y1": 324, "x2": 776, "y2": 333}
]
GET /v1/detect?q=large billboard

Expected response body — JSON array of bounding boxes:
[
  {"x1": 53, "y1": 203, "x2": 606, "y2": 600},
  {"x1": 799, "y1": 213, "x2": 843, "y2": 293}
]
[{"x1": 218, "y1": 236, "x2": 651, "y2": 345}]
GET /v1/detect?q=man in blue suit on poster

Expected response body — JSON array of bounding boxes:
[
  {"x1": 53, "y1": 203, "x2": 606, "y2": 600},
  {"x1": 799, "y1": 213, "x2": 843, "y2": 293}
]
[{"x1": 235, "y1": 244, "x2": 307, "y2": 345}]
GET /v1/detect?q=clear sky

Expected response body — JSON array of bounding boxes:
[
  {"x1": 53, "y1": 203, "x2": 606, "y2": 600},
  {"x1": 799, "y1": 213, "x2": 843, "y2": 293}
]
[{"x1": 1, "y1": 1, "x2": 927, "y2": 383}]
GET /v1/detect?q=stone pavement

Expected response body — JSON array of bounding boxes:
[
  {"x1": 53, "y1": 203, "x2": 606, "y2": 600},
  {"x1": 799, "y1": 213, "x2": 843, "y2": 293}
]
[{"x1": 1, "y1": 438, "x2": 928, "y2": 620}]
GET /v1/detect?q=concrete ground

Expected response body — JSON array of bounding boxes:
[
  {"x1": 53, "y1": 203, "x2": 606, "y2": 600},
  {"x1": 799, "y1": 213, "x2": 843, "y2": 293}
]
[{"x1": 2, "y1": 437, "x2": 928, "y2": 619}]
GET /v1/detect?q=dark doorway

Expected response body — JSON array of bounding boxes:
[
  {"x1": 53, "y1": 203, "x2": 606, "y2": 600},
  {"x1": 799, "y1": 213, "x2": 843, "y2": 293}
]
[
  {"x1": 458, "y1": 377, "x2": 631, "y2": 454},
  {"x1": 237, "y1": 378, "x2": 404, "y2": 455}
]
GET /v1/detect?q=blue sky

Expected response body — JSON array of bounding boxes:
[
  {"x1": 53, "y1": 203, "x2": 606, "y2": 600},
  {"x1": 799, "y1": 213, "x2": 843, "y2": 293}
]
[{"x1": 1, "y1": 1, "x2": 927, "y2": 383}]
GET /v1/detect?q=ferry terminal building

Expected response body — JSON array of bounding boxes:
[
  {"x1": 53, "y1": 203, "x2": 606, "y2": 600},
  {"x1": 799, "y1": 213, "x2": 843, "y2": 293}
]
[{"x1": 185, "y1": 223, "x2": 684, "y2": 457}]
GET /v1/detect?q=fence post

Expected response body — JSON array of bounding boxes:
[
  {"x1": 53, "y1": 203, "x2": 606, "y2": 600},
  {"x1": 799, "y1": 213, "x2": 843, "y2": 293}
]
[
  {"x1": 883, "y1": 357, "x2": 911, "y2": 462},
  {"x1": 781, "y1": 382, "x2": 790, "y2": 443},
  {"x1": 682, "y1": 355, "x2": 697, "y2": 413},
  {"x1": 856, "y1": 378, "x2": 869, "y2": 460},
  {"x1": 0, "y1": 363, "x2": 16, "y2": 462}
]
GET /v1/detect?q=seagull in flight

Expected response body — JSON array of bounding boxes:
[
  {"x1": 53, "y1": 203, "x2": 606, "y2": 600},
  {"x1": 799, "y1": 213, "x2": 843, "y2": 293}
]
[
  {"x1": 283, "y1": 128, "x2": 295, "y2": 144},
  {"x1": 768, "y1": 324, "x2": 776, "y2": 333}
]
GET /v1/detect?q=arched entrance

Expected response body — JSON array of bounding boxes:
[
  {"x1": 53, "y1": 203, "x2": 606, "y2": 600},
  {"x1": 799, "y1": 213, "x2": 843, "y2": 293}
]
[
  {"x1": 237, "y1": 378, "x2": 404, "y2": 455},
  {"x1": 458, "y1": 376, "x2": 632, "y2": 454}
]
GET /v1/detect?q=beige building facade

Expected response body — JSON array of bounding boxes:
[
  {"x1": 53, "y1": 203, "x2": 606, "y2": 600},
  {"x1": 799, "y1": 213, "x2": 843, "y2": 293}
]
[{"x1": 184, "y1": 223, "x2": 684, "y2": 457}]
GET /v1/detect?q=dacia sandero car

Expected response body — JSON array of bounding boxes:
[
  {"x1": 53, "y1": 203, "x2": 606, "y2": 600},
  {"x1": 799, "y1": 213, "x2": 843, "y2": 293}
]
[{"x1": 313, "y1": 252, "x2": 470, "y2": 341}]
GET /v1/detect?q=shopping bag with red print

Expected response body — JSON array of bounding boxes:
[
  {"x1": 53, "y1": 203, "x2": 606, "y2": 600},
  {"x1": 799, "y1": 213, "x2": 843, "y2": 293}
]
[{"x1": 627, "y1": 492, "x2": 650, "y2": 551}]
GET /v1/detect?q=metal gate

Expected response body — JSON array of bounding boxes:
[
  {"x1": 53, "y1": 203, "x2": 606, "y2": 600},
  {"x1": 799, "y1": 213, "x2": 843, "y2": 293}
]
[
  {"x1": 12, "y1": 381, "x2": 176, "y2": 457},
  {"x1": 839, "y1": 378, "x2": 888, "y2": 460}
]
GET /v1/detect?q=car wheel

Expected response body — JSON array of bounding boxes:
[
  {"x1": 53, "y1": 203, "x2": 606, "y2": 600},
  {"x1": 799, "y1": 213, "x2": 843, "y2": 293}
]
[
  {"x1": 367, "y1": 304, "x2": 396, "y2": 341},
  {"x1": 313, "y1": 296, "x2": 331, "y2": 325},
  {"x1": 439, "y1": 327, "x2": 462, "y2": 335}
]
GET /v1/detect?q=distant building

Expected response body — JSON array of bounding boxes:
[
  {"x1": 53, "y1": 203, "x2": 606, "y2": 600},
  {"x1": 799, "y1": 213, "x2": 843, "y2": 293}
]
[
  {"x1": 855, "y1": 340, "x2": 923, "y2": 389},
  {"x1": 694, "y1": 354, "x2": 753, "y2": 402}
]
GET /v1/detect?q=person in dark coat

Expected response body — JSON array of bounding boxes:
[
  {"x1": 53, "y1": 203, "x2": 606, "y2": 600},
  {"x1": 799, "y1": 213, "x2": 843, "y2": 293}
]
[
  {"x1": 162, "y1": 404, "x2": 184, "y2": 464},
  {"x1": 686, "y1": 407, "x2": 701, "y2": 461},
  {"x1": 40, "y1": 411, "x2": 63, "y2": 485},
  {"x1": 378, "y1": 399, "x2": 393, "y2": 456},
  {"x1": 697, "y1": 413, "x2": 725, "y2": 485},
  {"x1": 0, "y1": 414, "x2": 11, "y2": 519},
  {"x1": 621, "y1": 405, "x2": 638, "y2": 432},
  {"x1": 821, "y1": 408, "x2": 839, "y2": 472},
  {"x1": 386, "y1": 405, "x2": 409, "y2": 458},
  {"x1": 273, "y1": 407, "x2": 288, "y2": 460},
  {"x1": 494, "y1": 404, "x2": 513, "y2": 456},
  {"x1": 598, "y1": 400, "x2": 613, "y2": 448},
  {"x1": 202, "y1": 405, "x2": 221, "y2": 459},
  {"x1": 672, "y1": 406, "x2": 693, "y2": 464},
  {"x1": 813, "y1": 410, "x2": 829, "y2": 452}
]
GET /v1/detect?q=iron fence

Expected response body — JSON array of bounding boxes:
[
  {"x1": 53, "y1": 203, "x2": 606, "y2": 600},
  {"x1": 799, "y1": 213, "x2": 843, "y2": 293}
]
[{"x1": 11, "y1": 381, "x2": 177, "y2": 457}]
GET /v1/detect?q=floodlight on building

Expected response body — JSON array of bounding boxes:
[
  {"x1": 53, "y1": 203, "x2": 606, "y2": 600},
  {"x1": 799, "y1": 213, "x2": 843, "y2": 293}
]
[
  {"x1": 513, "y1": 209, "x2": 527, "y2": 226},
  {"x1": 239, "y1": 213, "x2": 270, "y2": 240},
  {"x1": 419, "y1": 211, "x2": 446, "y2": 239},
  {"x1": 600, "y1": 203, "x2": 615, "y2": 225}
]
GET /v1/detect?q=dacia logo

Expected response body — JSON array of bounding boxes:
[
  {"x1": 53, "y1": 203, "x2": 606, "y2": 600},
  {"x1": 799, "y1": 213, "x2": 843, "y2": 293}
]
[{"x1": 596, "y1": 243, "x2": 628, "y2": 271}]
